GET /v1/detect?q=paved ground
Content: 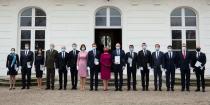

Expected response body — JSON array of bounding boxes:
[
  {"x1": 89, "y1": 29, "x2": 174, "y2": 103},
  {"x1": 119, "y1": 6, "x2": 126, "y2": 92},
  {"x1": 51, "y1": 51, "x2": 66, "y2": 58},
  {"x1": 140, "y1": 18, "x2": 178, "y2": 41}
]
[{"x1": 0, "y1": 86, "x2": 209, "y2": 105}]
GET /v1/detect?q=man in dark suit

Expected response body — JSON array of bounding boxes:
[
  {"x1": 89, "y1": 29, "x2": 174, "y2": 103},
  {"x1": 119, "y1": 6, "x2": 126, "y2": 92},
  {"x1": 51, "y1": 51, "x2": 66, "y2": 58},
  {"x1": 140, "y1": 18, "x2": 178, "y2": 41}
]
[
  {"x1": 177, "y1": 43, "x2": 192, "y2": 91},
  {"x1": 137, "y1": 43, "x2": 152, "y2": 91},
  {"x1": 68, "y1": 43, "x2": 79, "y2": 90},
  {"x1": 125, "y1": 45, "x2": 138, "y2": 91},
  {"x1": 20, "y1": 44, "x2": 34, "y2": 89},
  {"x1": 57, "y1": 46, "x2": 69, "y2": 90},
  {"x1": 151, "y1": 44, "x2": 164, "y2": 91},
  {"x1": 45, "y1": 43, "x2": 58, "y2": 90},
  {"x1": 191, "y1": 47, "x2": 206, "y2": 92},
  {"x1": 164, "y1": 45, "x2": 178, "y2": 91},
  {"x1": 112, "y1": 43, "x2": 125, "y2": 91},
  {"x1": 88, "y1": 43, "x2": 101, "y2": 91}
]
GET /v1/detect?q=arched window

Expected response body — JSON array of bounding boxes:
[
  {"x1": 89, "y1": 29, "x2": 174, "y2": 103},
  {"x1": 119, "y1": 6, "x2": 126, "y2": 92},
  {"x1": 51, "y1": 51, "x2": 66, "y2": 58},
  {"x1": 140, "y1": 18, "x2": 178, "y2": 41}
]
[
  {"x1": 19, "y1": 7, "x2": 46, "y2": 52},
  {"x1": 170, "y1": 7, "x2": 197, "y2": 51},
  {"x1": 95, "y1": 7, "x2": 121, "y2": 27}
]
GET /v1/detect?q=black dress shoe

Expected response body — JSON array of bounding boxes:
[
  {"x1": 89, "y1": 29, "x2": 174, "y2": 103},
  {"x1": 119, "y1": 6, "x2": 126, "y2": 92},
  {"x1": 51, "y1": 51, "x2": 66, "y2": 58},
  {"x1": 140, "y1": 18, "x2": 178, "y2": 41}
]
[
  {"x1": 195, "y1": 89, "x2": 200, "y2": 92},
  {"x1": 95, "y1": 89, "x2": 98, "y2": 91},
  {"x1": 64, "y1": 88, "x2": 66, "y2": 90},
  {"x1": 51, "y1": 87, "x2": 54, "y2": 90},
  {"x1": 89, "y1": 89, "x2": 93, "y2": 91},
  {"x1": 58, "y1": 88, "x2": 62, "y2": 90},
  {"x1": 181, "y1": 89, "x2": 185, "y2": 91},
  {"x1": 119, "y1": 89, "x2": 122, "y2": 91},
  {"x1": 127, "y1": 88, "x2": 130, "y2": 91},
  {"x1": 159, "y1": 88, "x2": 162, "y2": 91},
  {"x1": 142, "y1": 88, "x2": 145, "y2": 91},
  {"x1": 171, "y1": 88, "x2": 174, "y2": 91},
  {"x1": 27, "y1": 87, "x2": 30, "y2": 89},
  {"x1": 115, "y1": 89, "x2": 118, "y2": 91},
  {"x1": 21, "y1": 87, "x2": 25, "y2": 89},
  {"x1": 167, "y1": 88, "x2": 170, "y2": 91},
  {"x1": 45, "y1": 87, "x2": 50, "y2": 90},
  {"x1": 202, "y1": 89, "x2": 205, "y2": 92}
]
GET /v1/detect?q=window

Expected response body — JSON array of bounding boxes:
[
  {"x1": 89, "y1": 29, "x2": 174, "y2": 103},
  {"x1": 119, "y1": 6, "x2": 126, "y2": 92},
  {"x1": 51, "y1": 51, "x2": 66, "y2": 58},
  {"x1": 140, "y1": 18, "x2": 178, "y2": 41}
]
[
  {"x1": 171, "y1": 7, "x2": 197, "y2": 51},
  {"x1": 19, "y1": 7, "x2": 46, "y2": 52},
  {"x1": 95, "y1": 7, "x2": 121, "y2": 27}
]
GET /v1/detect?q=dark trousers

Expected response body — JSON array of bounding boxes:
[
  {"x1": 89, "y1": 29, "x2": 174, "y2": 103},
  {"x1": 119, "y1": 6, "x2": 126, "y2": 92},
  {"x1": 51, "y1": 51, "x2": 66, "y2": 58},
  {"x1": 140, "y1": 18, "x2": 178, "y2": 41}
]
[
  {"x1": 46, "y1": 68, "x2": 55, "y2": 89},
  {"x1": 166, "y1": 68, "x2": 175, "y2": 89},
  {"x1": 58, "y1": 68, "x2": 68, "y2": 89},
  {"x1": 154, "y1": 66, "x2": 162, "y2": 89},
  {"x1": 90, "y1": 67, "x2": 99, "y2": 90},
  {"x1": 181, "y1": 68, "x2": 191, "y2": 90},
  {"x1": 141, "y1": 68, "x2": 149, "y2": 89},
  {"x1": 127, "y1": 66, "x2": 136, "y2": 90},
  {"x1": 114, "y1": 65, "x2": 123, "y2": 90},
  {"x1": 70, "y1": 67, "x2": 78, "y2": 89},
  {"x1": 21, "y1": 68, "x2": 31, "y2": 88},
  {"x1": 195, "y1": 68, "x2": 205, "y2": 90}
]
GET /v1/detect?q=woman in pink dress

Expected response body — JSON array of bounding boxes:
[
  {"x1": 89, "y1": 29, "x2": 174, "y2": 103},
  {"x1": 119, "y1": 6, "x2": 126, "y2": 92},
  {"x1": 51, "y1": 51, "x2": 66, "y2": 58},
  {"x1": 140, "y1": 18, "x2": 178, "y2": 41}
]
[
  {"x1": 100, "y1": 47, "x2": 112, "y2": 91},
  {"x1": 77, "y1": 44, "x2": 88, "y2": 91}
]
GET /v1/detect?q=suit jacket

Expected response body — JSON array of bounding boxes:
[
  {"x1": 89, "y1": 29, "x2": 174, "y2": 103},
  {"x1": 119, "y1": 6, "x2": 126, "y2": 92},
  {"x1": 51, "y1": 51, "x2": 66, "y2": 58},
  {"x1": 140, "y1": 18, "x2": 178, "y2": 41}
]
[
  {"x1": 57, "y1": 52, "x2": 69, "y2": 69},
  {"x1": 151, "y1": 51, "x2": 164, "y2": 68},
  {"x1": 125, "y1": 51, "x2": 138, "y2": 68},
  {"x1": 137, "y1": 50, "x2": 152, "y2": 68},
  {"x1": 164, "y1": 52, "x2": 178, "y2": 70},
  {"x1": 112, "y1": 49, "x2": 126, "y2": 67},
  {"x1": 6, "y1": 53, "x2": 19, "y2": 69},
  {"x1": 191, "y1": 51, "x2": 206, "y2": 70},
  {"x1": 87, "y1": 49, "x2": 101, "y2": 69},
  {"x1": 68, "y1": 50, "x2": 80, "y2": 68},
  {"x1": 177, "y1": 51, "x2": 192, "y2": 70},
  {"x1": 45, "y1": 49, "x2": 58, "y2": 69},
  {"x1": 20, "y1": 50, "x2": 34, "y2": 69}
]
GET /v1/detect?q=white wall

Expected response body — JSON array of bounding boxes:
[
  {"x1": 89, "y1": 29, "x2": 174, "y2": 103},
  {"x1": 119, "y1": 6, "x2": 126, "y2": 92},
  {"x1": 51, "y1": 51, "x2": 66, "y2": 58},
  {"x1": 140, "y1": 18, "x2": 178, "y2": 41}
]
[{"x1": 0, "y1": 0, "x2": 209, "y2": 76}]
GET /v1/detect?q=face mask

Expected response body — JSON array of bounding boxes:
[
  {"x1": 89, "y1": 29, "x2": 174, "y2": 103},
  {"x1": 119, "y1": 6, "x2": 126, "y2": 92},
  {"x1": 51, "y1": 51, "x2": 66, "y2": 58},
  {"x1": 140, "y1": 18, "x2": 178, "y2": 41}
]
[
  {"x1": 11, "y1": 51, "x2": 15, "y2": 54},
  {"x1": 92, "y1": 47, "x2": 96, "y2": 50},
  {"x1": 142, "y1": 46, "x2": 146, "y2": 50},
  {"x1": 129, "y1": 48, "x2": 134, "y2": 52},
  {"x1": 81, "y1": 47, "x2": 85, "y2": 51},
  {"x1": 155, "y1": 47, "x2": 160, "y2": 51},
  {"x1": 61, "y1": 48, "x2": 65, "y2": 52},
  {"x1": 196, "y1": 48, "x2": 201, "y2": 52},
  {"x1": 25, "y1": 47, "x2": 29, "y2": 50},
  {"x1": 168, "y1": 48, "x2": 172, "y2": 52},
  {"x1": 116, "y1": 47, "x2": 120, "y2": 49},
  {"x1": 72, "y1": 46, "x2": 77, "y2": 50}
]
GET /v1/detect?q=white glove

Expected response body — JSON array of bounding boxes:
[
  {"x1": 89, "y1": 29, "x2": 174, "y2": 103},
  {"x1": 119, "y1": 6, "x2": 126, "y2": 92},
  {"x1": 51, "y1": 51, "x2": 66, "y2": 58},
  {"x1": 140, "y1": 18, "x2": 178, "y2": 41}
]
[
  {"x1": 122, "y1": 66, "x2": 125, "y2": 70},
  {"x1": 67, "y1": 67, "x2": 70, "y2": 70},
  {"x1": 148, "y1": 66, "x2": 151, "y2": 70},
  {"x1": 94, "y1": 62, "x2": 99, "y2": 65},
  {"x1": 16, "y1": 67, "x2": 19, "y2": 72},
  {"x1": 87, "y1": 67, "x2": 90, "y2": 70},
  {"x1": 140, "y1": 67, "x2": 143, "y2": 71},
  {"x1": 176, "y1": 68, "x2": 180, "y2": 71},
  {"x1": 56, "y1": 68, "x2": 59, "y2": 71},
  {"x1": 19, "y1": 66, "x2": 22, "y2": 70},
  {"x1": 77, "y1": 66, "x2": 79, "y2": 70}
]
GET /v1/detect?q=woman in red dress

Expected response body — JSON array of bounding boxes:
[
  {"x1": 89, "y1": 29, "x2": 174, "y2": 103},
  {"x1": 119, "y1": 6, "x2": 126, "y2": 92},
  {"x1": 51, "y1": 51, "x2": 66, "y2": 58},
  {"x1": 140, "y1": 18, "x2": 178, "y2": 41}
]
[{"x1": 100, "y1": 47, "x2": 112, "y2": 91}]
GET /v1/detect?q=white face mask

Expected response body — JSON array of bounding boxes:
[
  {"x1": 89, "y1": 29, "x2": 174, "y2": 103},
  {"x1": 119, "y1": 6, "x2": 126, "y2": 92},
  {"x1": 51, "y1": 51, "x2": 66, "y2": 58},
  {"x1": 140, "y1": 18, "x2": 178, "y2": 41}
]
[
  {"x1": 11, "y1": 51, "x2": 15, "y2": 54},
  {"x1": 142, "y1": 46, "x2": 147, "y2": 50},
  {"x1": 116, "y1": 47, "x2": 120, "y2": 49},
  {"x1": 129, "y1": 48, "x2": 134, "y2": 52},
  {"x1": 81, "y1": 47, "x2": 85, "y2": 51},
  {"x1": 168, "y1": 48, "x2": 172, "y2": 52},
  {"x1": 25, "y1": 47, "x2": 29, "y2": 50},
  {"x1": 92, "y1": 47, "x2": 96, "y2": 50},
  {"x1": 155, "y1": 47, "x2": 160, "y2": 51},
  {"x1": 61, "y1": 48, "x2": 65, "y2": 52}
]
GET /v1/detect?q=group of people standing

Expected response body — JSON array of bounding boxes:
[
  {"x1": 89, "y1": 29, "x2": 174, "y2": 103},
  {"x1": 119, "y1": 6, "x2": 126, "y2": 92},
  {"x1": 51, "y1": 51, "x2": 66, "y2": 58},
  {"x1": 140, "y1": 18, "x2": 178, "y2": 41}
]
[{"x1": 6, "y1": 42, "x2": 206, "y2": 92}]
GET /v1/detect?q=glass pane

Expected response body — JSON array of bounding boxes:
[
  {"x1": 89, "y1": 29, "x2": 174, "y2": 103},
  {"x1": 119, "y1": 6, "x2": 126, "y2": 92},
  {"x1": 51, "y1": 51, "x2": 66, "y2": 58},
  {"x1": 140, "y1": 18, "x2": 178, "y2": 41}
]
[
  {"x1": 172, "y1": 40, "x2": 182, "y2": 49},
  {"x1": 185, "y1": 17, "x2": 196, "y2": 26},
  {"x1": 96, "y1": 17, "x2": 106, "y2": 26},
  {"x1": 171, "y1": 17, "x2": 182, "y2": 26},
  {"x1": 172, "y1": 30, "x2": 182, "y2": 39},
  {"x1": 21, "y1": 30, "x2": 31, "y2": 39},
  {"x1": 186, "y1": 40, "x2": 196, "y2": 49},
  {"x1": 35, "y1": 41, "x2": 45, "y2": 50},
  {"x1": 35, "y1": 30, "x2": 45, "y2": 39},
  {"x1": 35, "y1": 17, "x2": 46, "y2": 26},
  {"x1": 35, "y1": 8, "x2": 46, "y2": 16},
  {"x1": 171, "y1": 8, "x2": 182, "y2": 16},
  {"x1": 21, "y1": 8, "x2": 32, "y2": 16},
  {"x1": 96, "y1": 8, "x2": 106, "y2": 16},
  {"x1": 185, "y1": 8, "x2": 196, "y2": 16},
  {"x1": 110, "y1": 17, "x2": 121, "y2": 26},
  {"x1": 21, "y1": 41, "x2": 31, "y2": 50},
  {"x1": 186, "y1": 30, "x2": 196, "y2": 39},
  {"x1": 20, "y1": 17, "x2": 32, "y2": 26},
  {"x1": 110, "y1": 8, "x2": 121, "y2": 16}
]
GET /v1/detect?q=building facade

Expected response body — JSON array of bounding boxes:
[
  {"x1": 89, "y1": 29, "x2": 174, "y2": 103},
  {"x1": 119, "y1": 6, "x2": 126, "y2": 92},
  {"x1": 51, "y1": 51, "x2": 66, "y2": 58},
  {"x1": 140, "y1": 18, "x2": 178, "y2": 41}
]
[{"x1": 0, "y1": 0, "x2": 209, "y2": 75}]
